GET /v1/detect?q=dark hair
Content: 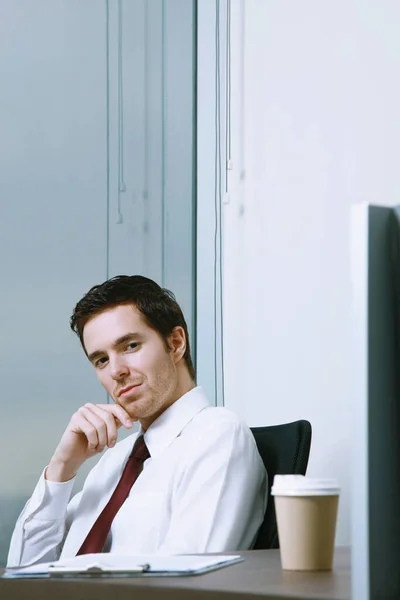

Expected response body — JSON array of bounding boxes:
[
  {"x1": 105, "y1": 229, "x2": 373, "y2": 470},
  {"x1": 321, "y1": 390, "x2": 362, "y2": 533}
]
[{"x1": 70, "y1": 275, "x2": 195, "y2": 381}]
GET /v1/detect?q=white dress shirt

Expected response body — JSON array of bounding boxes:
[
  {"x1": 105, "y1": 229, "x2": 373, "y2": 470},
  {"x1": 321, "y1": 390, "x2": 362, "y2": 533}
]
[{"x1": 7, "y1": 387, "x2": 267, "y2": 567}]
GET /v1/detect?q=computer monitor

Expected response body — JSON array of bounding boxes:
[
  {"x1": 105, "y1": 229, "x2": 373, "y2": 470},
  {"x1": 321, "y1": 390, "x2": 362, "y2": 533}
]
[{"x1": 351, "y1": 204, "x2": 400, "y2": 600}]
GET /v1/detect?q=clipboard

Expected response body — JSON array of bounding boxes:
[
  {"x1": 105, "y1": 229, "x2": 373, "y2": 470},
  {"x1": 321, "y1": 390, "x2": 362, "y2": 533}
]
[{"x1": 3, "y1": 554, "x2": 244, "y2": 579}]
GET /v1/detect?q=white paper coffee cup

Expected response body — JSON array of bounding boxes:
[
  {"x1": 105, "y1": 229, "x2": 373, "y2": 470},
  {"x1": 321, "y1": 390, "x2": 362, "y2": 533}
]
[{"x1": 271, "y1": 475, "x2": 340, "y2": 571}]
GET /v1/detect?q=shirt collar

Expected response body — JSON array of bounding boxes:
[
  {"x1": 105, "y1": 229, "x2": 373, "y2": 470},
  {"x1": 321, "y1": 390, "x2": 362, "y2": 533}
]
[{"x1": 141, "y1": 386, "x2": 210, "y2": 459}]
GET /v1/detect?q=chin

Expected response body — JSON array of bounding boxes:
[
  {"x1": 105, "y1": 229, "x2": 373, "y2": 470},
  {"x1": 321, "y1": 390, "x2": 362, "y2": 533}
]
[{"x1": 124, "y1": 396, "x2": 147, "y2": 418}]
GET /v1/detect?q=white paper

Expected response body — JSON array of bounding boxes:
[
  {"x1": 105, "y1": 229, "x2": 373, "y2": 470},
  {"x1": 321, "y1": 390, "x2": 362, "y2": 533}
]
[{"x1": 4, "y1": 553, "x2": 242, "y2": 578}]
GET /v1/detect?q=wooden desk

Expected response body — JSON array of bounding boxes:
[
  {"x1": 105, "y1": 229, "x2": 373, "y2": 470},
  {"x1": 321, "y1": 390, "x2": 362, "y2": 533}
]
[{"x1": 0, "y1": 547, "x2": 351, "y2": 600}]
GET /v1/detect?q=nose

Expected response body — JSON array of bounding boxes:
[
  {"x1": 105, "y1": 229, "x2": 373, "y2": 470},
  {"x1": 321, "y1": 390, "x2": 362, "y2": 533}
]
[{"x1": 109, "y1": 355, "x2": 129, "y2": 381}]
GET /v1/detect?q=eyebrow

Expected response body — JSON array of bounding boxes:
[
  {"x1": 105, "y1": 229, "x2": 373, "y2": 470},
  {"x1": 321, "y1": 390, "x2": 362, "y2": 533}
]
[{"x1": 87, "y1": 332, "x2": 143, "y2": 363}]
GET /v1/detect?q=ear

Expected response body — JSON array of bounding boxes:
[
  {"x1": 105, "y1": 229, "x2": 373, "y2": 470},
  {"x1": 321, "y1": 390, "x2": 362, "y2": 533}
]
[{"x1": 168, "y1": 326, "x2": 186, "y2": 364}]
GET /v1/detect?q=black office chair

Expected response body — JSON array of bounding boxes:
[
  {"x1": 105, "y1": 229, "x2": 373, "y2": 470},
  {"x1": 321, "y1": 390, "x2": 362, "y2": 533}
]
[{"x1": 251, "y1": 419, "x2": 312, "y2": 550}]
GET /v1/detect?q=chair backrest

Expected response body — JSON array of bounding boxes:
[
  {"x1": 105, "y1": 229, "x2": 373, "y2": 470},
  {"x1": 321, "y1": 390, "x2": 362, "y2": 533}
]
[{"x1": 251, "y1": 419, "x2": 312, "y2": 549}]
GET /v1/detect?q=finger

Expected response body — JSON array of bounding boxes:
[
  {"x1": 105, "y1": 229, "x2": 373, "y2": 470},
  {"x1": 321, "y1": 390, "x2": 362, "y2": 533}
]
[
  {"x1": 95, "y1": 403, "x2": 135, "y2": 428},
  {"x1": 86, "y1": 403, "x2": 118, "y2": 448},
  {"x1": 79, "y1": 406, "x2": 108, "y2": 450},
  {"x1": 73, "y1": 412, "x2": 100, "y2": 451}
]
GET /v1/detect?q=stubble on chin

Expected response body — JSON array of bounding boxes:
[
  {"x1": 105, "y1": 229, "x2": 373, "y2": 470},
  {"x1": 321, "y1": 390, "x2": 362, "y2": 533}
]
[{"x1": 120, "y1": 392, "x2": 150, "y2": 421}]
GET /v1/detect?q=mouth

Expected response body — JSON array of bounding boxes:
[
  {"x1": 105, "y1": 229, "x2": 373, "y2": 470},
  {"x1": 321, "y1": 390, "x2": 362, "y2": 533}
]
[{"x1": 117, "y1": 384, "x2": 142, "y2": 398}]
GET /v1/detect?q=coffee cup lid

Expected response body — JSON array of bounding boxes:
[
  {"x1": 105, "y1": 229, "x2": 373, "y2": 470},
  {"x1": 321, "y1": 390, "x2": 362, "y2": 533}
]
[{"x1": 271, "y1": 475, "x2": 340, "y2": 496}]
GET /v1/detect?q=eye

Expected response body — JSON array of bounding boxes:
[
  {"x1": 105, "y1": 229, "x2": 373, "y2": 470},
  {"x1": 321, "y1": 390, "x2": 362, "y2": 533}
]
[
  {"x1": 126, "y1": 342, "x2": 139, "y2": 351},
  {"x1": 95, "y1": 356, "x2": 108, "y2": 368}
]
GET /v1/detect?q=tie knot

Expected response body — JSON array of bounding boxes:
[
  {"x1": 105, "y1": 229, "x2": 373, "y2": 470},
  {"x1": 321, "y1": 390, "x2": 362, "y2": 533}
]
[{"x1": 130, "y1": 435, "x2": 150, "y2": 462}]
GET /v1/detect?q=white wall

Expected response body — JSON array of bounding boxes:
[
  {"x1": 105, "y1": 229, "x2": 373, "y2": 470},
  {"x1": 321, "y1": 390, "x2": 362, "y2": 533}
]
[{"x1": 223, "y1": 0, "x2": 400, "y2": 546}]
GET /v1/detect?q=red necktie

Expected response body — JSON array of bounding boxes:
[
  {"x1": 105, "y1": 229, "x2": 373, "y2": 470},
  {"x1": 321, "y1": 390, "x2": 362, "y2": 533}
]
[{"x1": 76, "y1": 435, "x2": 150, "y2": 555}]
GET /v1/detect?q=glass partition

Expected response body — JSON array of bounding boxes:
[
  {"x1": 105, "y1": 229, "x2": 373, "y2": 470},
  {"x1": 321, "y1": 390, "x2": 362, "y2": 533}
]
[{"x1": 0, "y1": 0, "x2": 196, "y2": 565}]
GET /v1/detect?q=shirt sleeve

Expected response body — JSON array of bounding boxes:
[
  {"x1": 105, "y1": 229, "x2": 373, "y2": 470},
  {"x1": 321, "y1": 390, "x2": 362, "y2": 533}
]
[
  {"x1": 6, "y1": 468, "x2": 81, "y2": 567},
  {"x1": 156, "y1": 416, "x2": 268, "y2": 554}
]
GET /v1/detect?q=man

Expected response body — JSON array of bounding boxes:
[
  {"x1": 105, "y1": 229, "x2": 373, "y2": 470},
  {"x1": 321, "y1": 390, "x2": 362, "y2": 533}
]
[{"x1": 8, "y1": 275, "x2": 267, "y2": 566}]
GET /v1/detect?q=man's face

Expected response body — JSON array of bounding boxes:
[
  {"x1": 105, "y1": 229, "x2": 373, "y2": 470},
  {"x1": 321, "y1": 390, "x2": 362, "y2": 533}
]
[{"x1": 82, "y1": 304, "x2": 179, "y2": 429}]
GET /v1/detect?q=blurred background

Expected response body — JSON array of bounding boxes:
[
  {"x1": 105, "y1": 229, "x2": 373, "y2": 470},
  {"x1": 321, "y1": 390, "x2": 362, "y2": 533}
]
[{"x1": 0, "y1": 0, "x2": 196, "y2": 563}]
